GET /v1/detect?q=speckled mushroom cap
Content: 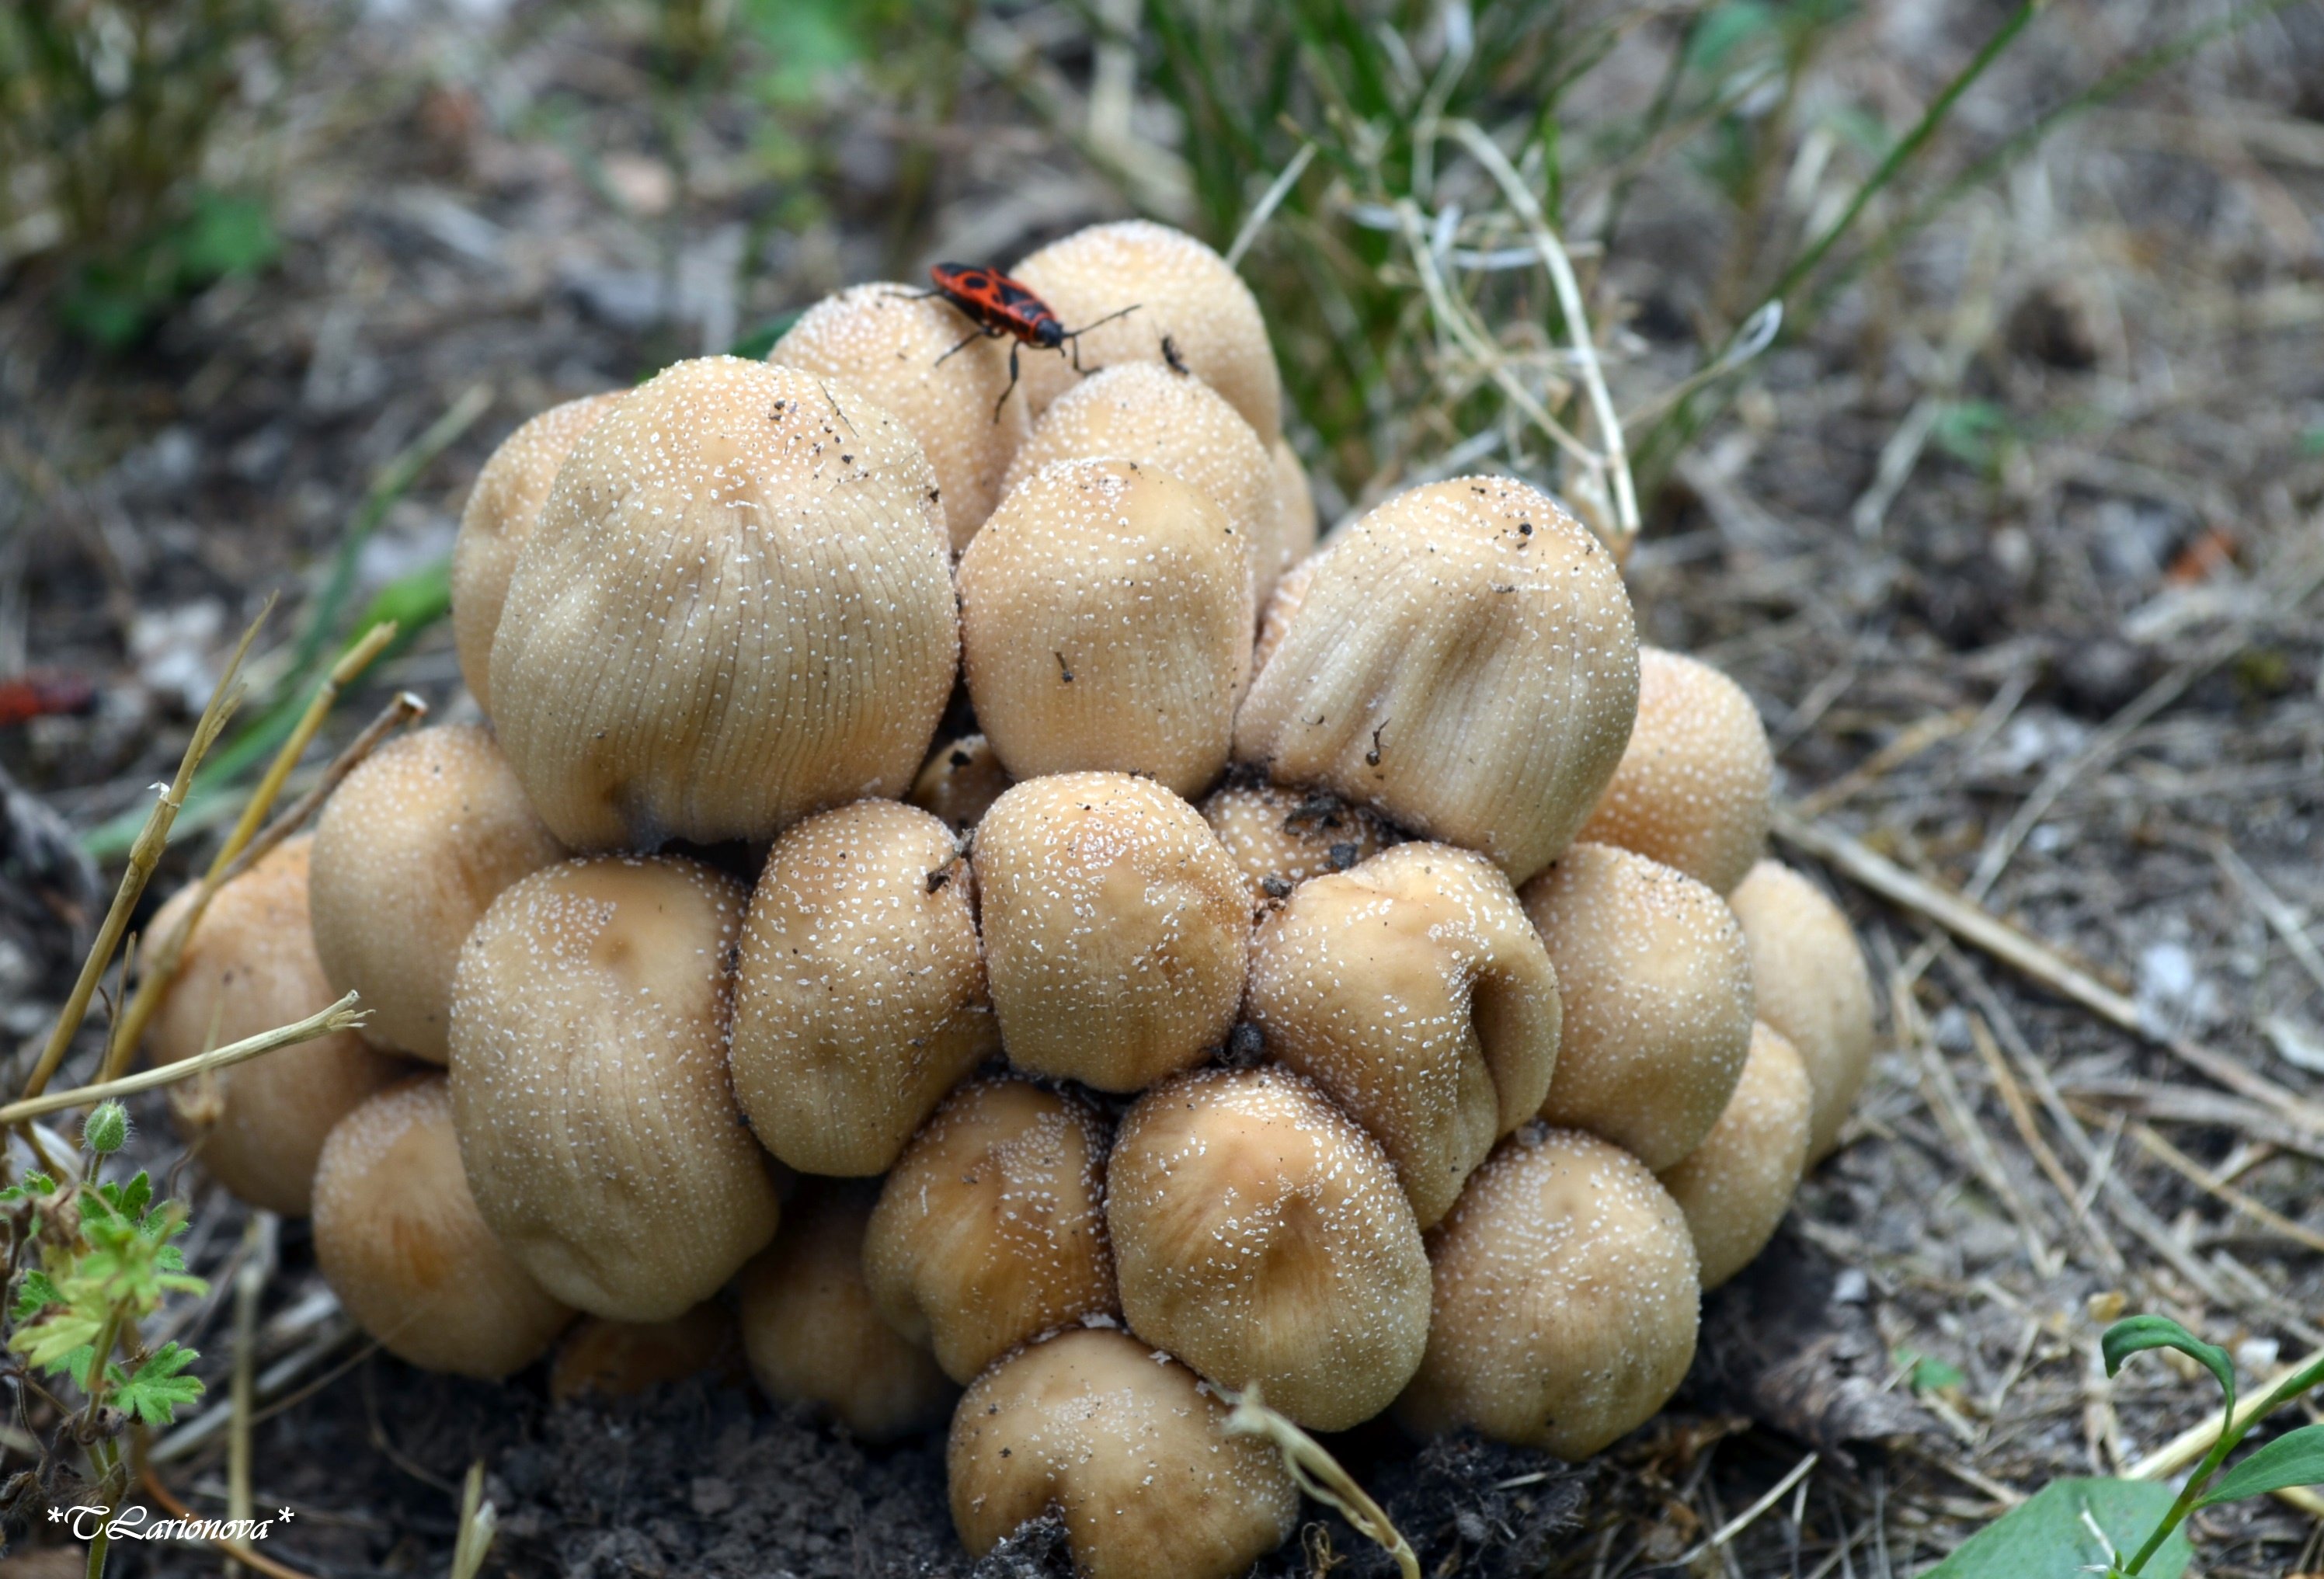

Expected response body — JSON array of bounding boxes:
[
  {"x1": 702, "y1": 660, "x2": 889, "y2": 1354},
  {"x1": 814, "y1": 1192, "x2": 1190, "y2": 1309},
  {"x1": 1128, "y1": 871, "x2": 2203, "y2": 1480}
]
[
  {"x1": 1397, "y1": 1125, "x2": 1700, "y2": 1459},
  {"x1": 971, "y1": 773, "x2": 1251, "y2": 1091},
  {"x1": 448, "y1": 855, "x2": 781, "y2": 1321},
  {"x1": 1522, "y1": 843, "x2": 1755, "y2": 1171},
  {"x1": 1233, "y1": 476, "x2": 1639, "y2": 885},
  {"x1": 863, "y1": 1076, "x2": 1117, "y2": 1385},
  {"x1": 1264, "y1": 436, "x2": 1320, "y2": 610},
  {"x1": 1574, "y1": 648, "x2": 1773, "y2": 896},
  {"x1": 1007, "y1": 219, "x2": 1282, "y2": 442},
  {"x1": 948, "y1": 1327, "x2": 1300, "y2": 1579},
  {"x1": 957, "y1": 460, "x2": 1253, "y2": 797},
  {"x1": 1244, "y1": 841, "x2": 1563, "y2": 1229},
  {"x1": 1658, "y1": 1021, "x2": 1813, "y2": 1289},
  {"x1": 771, "y1": 283, "x2": 1032, "y2": 551},
  {"x1": 308, "y1": 724, "x2": 565, "y2": 1063},
  {"x1": 144, "y1": 836, "x2": 406, "y2": 1216},
  {"x1": 909, "y1": 733, "x2": 1013, "y2": 832},
  {"x1": 312, "y1": 1074, "x2": 575, "y2": 1379},
  {"x1": 1107, "y1": 1065, "x2": 1430, "y2": 1431},
  {"x1": 737, "y1": 1184, "x2": 955, "y2": 1442},
  {"x1": 487, "y1": 356, "x2": 958, "y2": 852},
  {"x1": 1199, "y1": 778, "x2": 1394, "y2": 894},
  {"x1": 1726, "y1": 860, "x2": 1877, "y2": 1162},
  {"x1": 729, "y1": 799, "x2": 996, "y2": 1177},
  {"x1": 450, "y1": 392, "x2": 623, "y2": 715},
  {"x1": 1000, "y1": 363, "x2": 1275, "y2": 590}
]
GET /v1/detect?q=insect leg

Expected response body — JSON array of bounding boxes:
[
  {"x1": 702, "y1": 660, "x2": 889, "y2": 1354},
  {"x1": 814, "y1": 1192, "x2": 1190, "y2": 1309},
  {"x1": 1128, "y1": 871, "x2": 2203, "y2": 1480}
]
[
  {"x1": 991, "y1": 343, "x2": 1021, "y2": 424},
  {"x1": 933, "y1": 329, "x2": 988, "y2": 367}
]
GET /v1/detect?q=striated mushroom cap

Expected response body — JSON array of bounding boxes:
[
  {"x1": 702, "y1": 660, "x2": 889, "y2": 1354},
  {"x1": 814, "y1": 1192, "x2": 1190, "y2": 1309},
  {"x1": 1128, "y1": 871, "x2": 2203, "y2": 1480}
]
[
  {"x1": 1522, "y1": 843, "x2": 1755, "y2": 1171},
  {"x1": 144, "y1": 836, "x2": 406, "y2": 1216},
  {"x1": 1007, "y1": 220, "x2": 1282, "y2": 441},
  {"x1": 864, "y1": 1076, "x2": 1116, "y2": 1384},
  {"x1": 451, "y1": 392, "x2": 623, "y2": 714},
  {"x1": 548, "y1": 1304, "x2": 742, "y2": 1402},
  {"x1": 488, "y1": 356, "x2": 958, "y2": 852},
  {"x1": 1726, "y1": 861, "x2": 1876, "y2": 1162},
  {"x1": 313, "y1": 1074, "x2": 575, "y2": 1379},
  {"x1": 1397, "y1": 1125, "x2": 1700, "y2": 1459},
  {"x1": 1574, "y1": 648, "x2": 1773, "y2": 895},
  {"x1": 1657, "y1": 1021, "x2": 1812, "y2": 1289},
  {"x1": 308, "y1": 723, "x2": 565, "y2": 1063},
  {"x1": 1233, "y1": 476, "x2": 1638, "y2": 885},
  {"x1": 448, "y1": 855, "x2": 781, "y2": 1320},
  {"x1": 1262, "y1": 437, "x2": 1319, "y2": 613},
  {"x1": 1244, "y1": 841, "x2": 1562, "y2": 1228},
  {"x1": 738, "y1": 1184, "x2": 956, "y2": 1441},
  {"x1": 731, "y1": 799, "x2": 995, "y2": 1176},
  {"x1": 958, "y1": 460, "x2": 1253, "y2": 797},
  {"x1": 909, "y1": 733, "x2": 1013, "y2": 832},
  {"x1": 972, "y1": 773, "x2": 1251, "y2": 1091},
  {"x1": 1108, "y1": 1065, "x2": 1429, "y2": 1430},
  {"x1": 772, "y1": 283, "x2": 1032, "y2": 551},
  {"x1": 1199, "y1": 778, "x2": 1394, "y2": 894},
  {"x1": 948, "y1": 1327, "x2": 1299, "y2": 1579}
]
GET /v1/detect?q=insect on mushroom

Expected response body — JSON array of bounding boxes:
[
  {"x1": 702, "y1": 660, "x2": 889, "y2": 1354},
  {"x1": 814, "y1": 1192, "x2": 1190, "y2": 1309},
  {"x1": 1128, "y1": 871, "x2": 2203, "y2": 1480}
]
[{"x1": 906, "y1": 263, "x2": 1139, "y2": 422}]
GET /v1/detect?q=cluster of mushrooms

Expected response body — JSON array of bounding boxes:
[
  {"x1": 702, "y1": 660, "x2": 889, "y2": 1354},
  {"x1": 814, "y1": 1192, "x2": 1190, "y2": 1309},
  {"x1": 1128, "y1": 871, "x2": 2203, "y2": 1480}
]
[{"x1": 143, "y1": 220, "x2": 1876, "y2": 1577}]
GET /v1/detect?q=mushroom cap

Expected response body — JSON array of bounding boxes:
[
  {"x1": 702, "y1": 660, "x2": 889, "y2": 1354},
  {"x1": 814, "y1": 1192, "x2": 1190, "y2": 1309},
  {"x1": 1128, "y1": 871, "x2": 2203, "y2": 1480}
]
[
  {"x1": 448, "y1": 854, "x2": 781, "y2": 1320},
  {"x1": 1397, "y1": 1125, "x2": 1700, "y2": 1459},
  {"x1": 1522, "y1": 843, "x2": 1755, "y2": 1171},
  {"x1": 488, "y1": 356, "x2": 959, "y2": 851},
  {"x1": 312, "y1": 1073, "x2": 575, "y2": 1379},
  {"x1": 772, "y1": 282, "x2": 1032, "y2": 551},
  {"x1": 1199, "y1": 778, "x2": 1394, "y2": 893},
  {"x1": 1007, "y1": 220, "x2": 1282, "y2": 442},
  {"x1": 144, "y1": 836, "x2": 407, "y2": 1216},
  {"x1": 1108, "y1": 1065, "x2": 1429, "y2": 1430},
  {"x1": 1233, "y1": 476, "x2": 1639, "y2": 885},
  {"x1": 738, "y1": 1184, "x2": 956, "y2": 1441},
  {"x1": 308, "y1": 723, "x2": 565, "y2": 1063},
  {"x1": 863, "y1": 1076, "x2": 1117, "y2": 1384},
  {"x1": 1262, "y1": 437, "x2": 1319, "y2": 612},
  {"x1": 1000, "y1": 362, "x2": 1275, "y2": 590},
  {"x1": 1657, "y1": 1021, "x2": 1812, "y2": 1289},
  {"x1": 948, "y1": 1327, "x2": 1299, "y2": 1579},
  {"x1": 909, "y1": 733, "x2": 1013, "y2": 832},
  {"x1": 1726, "y1": 861, "x2": 1876, "y2": 1162},
  {"x1": 731, "y1": 798, "x2": 997, "y2": 1176},
  {"x1": 450, "y1": 392, "x2": 623, "y2": 714},
  {"x1": 1573, "y1": 648, "x2": 1773, "y2": 896},
  {"x1": 1244, "y1": 841, "x2": 1563, "y2": 1228},
  {"x1": 958, "y1": 460, "x2": 1254, "y2": 797},
  {"x1": 548, "y1": 1304, "x2": 742, "y2": 1402},
  {"x1": 972, "y1": 773, "x2": 1251, "y2": 1091}
]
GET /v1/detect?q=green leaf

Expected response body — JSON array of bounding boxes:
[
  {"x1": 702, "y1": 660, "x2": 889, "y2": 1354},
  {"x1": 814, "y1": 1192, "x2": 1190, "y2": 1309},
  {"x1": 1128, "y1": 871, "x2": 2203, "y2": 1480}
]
[
  {"x1": 2104, "y1": 1316, "x2": 2237, "y2": 1418},
  {"x1": 2, "y1": 1171, "x2": 59, "y2": 1201},
  {"x1": 172, "y1": 191, "x2": 279, "y2": 283},
  {"x1": 2299, "y1": 426, "x2": 2324, "y2": 458},
  {"x1": 729, "y1": 308, "x2": 804, "y2": 361},
  {"x1": 351, "y1": 554, "x2": 452, "y2": 649},
  {"x1": 12, "y1": 1270, "x2": 60, "y2": 1322},
  {"x1": 115, "y1": 1343, "x2": 205, "y2": 1427},
  {"x1": 114, "y1": 1170, "x2": 154, "y2": 1220},
  {"x1": 2197, "y1": 1424, "x2": 2324, "y2": 1508},
  {"x1": 1919, "y1": 1478, "x2": 2190, "y2": 1579}
]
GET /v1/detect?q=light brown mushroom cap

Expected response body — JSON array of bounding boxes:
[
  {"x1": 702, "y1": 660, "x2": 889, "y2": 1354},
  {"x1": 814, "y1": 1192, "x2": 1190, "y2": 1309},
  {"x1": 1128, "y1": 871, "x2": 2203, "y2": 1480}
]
[
  {"x1": 1574, "y1": 648, "x2": 1773, "y2": 896},
  {"x1": 308, "y1": 723, "x2": 565, "y2": 1063},
  {"x1": 1000, "y1": 363, "x2": 1275, "y2": 588},
  {"x1": 738, "y1": 1184, "x2": 956, "y2": 1441},
  {"x1": 1244, "y1": 841, "x2": 1563, "y2": 1229},
  {"x1": 488, "y1": 356, "x2": 958, "y2": 851},
  {"x1": 1726, "y1": 861, "x2": 1877, "y2": 1162},
  {"x1": 948, "y1": 1327, "x2": 1299, "y2": 1579},
  {"x1": 144, "y1": 837, "x2": 406, "y2": 1216},
  {"x1": 450, "y1": 392, "x2": 623, "y2": 714},
  {"x1": 548, "y1": 1304, "x2": 741, "y2": 1402},
  {"x1": 448, "y1": 855, "x2": 781, "y2": 1320},
  {"x1": 312, "y1": 1074, "x2": 575, "y2": 1379},
  {"x1": 1262, "y1": 437, "x2": 1319, "y2": 610},
  {"x1": 910, "y1": 733, "x2": 1013, "y2": 832},
  {"x1": 772, "y1": 283, "x2": 1032, "y2": 551},
  {"x1": 1657, "y1": 1021, "x2": 1812, "y2": 1289},
  {"x1": 1199, "y1": 778, "x2": 1394, "y2": 893},
  {"x1": 972, "y1": 774, "x2": 1251, "y2": 1091},
  {"x1": 1522, "y1": 843, "x2": 1755, "y2": 1171},
  {"x1": 1007, "y1": 220, "x2": 1282, "y2": 442},
  {"x1": 864, "y1": 1076, "x2": 1116, "y2": 1384},
  {"x1": 731, "y1": 798, "x2": 996, "y2": 1176},
  {"x1": 1397, "y1": 1125, "x2": 1700, "y2": 1459},
  {"x1": 958, "y1": 460, "x2": 1253, "y2": 797},
  {"x1": 1233, "y1": 476, "x2": 1639, "y2": 885},
  {"x1": 1108, "y1": 1065, "x2": 1429, "y2": 1430}
]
